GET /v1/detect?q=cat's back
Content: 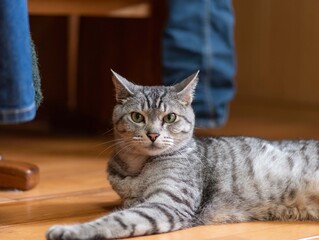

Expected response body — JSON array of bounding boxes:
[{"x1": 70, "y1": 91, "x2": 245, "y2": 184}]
[
  {"x1": 194, "y1": 136, "x2": 319, "y2": 185},
  {"x1": 194, "y1": 136, "x2": 319, "y2": 223},
  {"x1": 195, "y1": 135, "x2": 319, "y2": 166},
  {"x1": 194, "y1": 136, "x2": 272, "y2": 168}
]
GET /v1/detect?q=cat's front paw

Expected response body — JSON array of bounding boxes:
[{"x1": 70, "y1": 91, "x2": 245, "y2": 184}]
[
  {"x1": 46, "y1": 224, "x2": 110, "y2": 240},
  {"x1": 46, "y1": 225, "x2": 82, "y2": 240}
]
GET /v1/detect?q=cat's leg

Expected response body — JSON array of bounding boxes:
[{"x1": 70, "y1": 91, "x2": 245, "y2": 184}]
[{"x1": 46, "y1": 202, "x2": 192, "y2": 240}]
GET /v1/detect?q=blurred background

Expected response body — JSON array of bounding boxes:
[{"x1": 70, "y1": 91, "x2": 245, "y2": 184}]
[
  {"x1": 1, "y1": 1, "x2": 319, "y2": 238},
  {"x1": 2, "y1": 0, "x2": 319, "y2": 138}
]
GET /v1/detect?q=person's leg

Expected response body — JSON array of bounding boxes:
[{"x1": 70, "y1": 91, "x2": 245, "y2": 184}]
[
  {"x1": 0, "y1": 0, "x2": 35, "y2": 124},
  {"x1": 163, "y1": 0, "x2": 236, "y2": 128}
]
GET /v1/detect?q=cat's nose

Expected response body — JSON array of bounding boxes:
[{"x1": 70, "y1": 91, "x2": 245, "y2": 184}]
[{"x1": 146, "y1": 133, "x2": 160, "y2": 142}]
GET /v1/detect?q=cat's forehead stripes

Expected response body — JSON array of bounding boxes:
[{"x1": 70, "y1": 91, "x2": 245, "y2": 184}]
[{"x1": 141, "y1": 87, "x2": 169, "y2": 112}]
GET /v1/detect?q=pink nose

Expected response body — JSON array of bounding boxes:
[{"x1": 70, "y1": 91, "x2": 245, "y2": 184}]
[{"x1": 147, "y1": 133, "x2": 160, "y2": 142}]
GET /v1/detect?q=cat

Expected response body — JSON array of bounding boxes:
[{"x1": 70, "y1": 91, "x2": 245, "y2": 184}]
[{"x1": 46, "y1": 70, "x2": 319, "y2": 240}]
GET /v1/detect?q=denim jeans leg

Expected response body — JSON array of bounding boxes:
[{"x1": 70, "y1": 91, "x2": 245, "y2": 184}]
[
  {"x1": 163, "y1": 0, "x2": 236, "y2": 127},
  {"x1": 0, "y1": 0, "x2": 36, "y2": 124}
]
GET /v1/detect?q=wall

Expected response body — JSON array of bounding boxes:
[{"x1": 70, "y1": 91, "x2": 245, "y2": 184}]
[{"x1": 234, "y1": 0, "x2": 319, "y2": 107}]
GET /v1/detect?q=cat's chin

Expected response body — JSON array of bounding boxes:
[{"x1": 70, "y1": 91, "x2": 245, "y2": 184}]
[{"x1": 142, "y1": 144, "x2": 170, "y2": 156}]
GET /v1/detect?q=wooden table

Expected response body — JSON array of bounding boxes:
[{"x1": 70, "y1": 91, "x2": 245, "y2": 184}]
[{"x1": 28, "y1": 0, "x2": 151, "y2": 111}]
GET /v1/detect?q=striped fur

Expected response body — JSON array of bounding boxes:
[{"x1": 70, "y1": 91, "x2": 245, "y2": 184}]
[{"x1": 47, "y1": 71, "x2": 319, "y2": 240}]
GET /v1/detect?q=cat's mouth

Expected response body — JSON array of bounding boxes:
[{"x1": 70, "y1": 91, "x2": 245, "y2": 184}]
[
  {"x1": 142, "y1": 142, "x2": 169, "y2": 155},
  {"x1": 146, "y1": 143, "x2": 162, "y2": 150}
]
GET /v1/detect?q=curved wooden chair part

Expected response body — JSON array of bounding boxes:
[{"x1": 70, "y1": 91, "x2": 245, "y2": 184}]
[{"x1": 0, "y1": 156, "x2": 40, "y2": 191}]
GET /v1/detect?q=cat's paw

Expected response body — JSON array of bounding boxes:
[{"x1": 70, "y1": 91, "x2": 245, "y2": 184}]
[
  {"x1": 46, "y1": 224, "x2": 110, "y2": 240},
  {"x1": 46, "y1": 225, "x2": 81, "y2": 240}
]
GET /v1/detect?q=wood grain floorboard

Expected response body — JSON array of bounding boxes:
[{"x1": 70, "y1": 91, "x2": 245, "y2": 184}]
[
  {"x1": 0, "y1": 134, "x2": 112, "y2": 202},
  {"x1": 0, "y1": 190, "x2": 120, "y2": 226}
]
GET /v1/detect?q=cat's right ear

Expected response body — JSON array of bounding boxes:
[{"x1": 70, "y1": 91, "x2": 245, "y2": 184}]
[
  {"x1": 174, "y1": 71, "x2": 199, "y2": 106},
  {"x1": 111, "y1": 70, "x2": 136, "y2": 103}
]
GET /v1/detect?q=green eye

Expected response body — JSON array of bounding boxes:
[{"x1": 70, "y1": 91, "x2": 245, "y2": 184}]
[
  {"x1": 163, "y1": 113, "x2": 176, "y2": 123},
  {"x1": 131, "y1": 112, "x2": 144, "y2": 123}
]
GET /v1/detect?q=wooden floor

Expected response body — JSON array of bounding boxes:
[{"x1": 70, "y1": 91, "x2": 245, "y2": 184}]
[{"x1": 1, "y1": 100, "x2": 319, "y2": 240}]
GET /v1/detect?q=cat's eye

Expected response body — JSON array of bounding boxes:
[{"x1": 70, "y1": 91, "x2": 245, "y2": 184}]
[
  {"x1": 131, "y1": 112, "x2": 145, "y2": 123},
  {"x1": 163, "y1": 113, "x2": 177, "y2": 123}
]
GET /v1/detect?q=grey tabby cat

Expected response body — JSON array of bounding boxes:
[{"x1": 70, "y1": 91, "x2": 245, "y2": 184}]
[{"x1": 47, "y1": 70, "x2": 319, "y2": 240}]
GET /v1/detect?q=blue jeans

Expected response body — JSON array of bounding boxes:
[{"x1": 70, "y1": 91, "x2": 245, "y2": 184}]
[
  {"x1": 0, "y1": 0, "x2": 36, "y2": 124},
  {"x1": 163, "y1": 0, "x2": 236, "y2": 127}
]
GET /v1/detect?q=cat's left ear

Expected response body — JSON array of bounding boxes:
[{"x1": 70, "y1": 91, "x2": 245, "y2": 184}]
[
  {"x1": 111, "y1": 69, "x2": 137, "y2": 103},
  {"x1": 174, "y1": 71, "x2": 199, "y2": 105}
]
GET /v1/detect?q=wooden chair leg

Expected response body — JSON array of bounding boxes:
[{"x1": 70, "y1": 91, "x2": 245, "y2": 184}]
[
  {"x1": 0, "y1": 155, "x2": 40, "y2": 191},
  {"x1": 67, "y1": 14, "x2": 80, "y2": 111}
]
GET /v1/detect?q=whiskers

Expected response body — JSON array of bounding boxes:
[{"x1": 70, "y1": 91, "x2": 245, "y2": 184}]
[
  {"x1": 111, "y1": 141, "x2": 136, "y2": 161},
  {"x1": 97, "y1": 134, "x2": 177, "y2": 159},
  {"x1": 133, "y1": 136, "x2": 144, "y2": 142},
  {"x1": 97, "y1": 134, "x2": 156, "y2": 158},
  {"x1": 133, "y1": 135, "x2": 174, "y2": 147},
  {"x1": 97, "y1": 137, "x2": 136, "y2": 158},
  {"x1": 162, "y1": 136, "x2": 174, "y2": 146},
  {"x1": 101, "y1": 127, "x2": 115, "y2": 136}
]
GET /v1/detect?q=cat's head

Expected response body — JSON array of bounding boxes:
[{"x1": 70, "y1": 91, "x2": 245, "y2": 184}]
[{"x1": 111, "y1": 70, "x2": 198, "y2": 156}]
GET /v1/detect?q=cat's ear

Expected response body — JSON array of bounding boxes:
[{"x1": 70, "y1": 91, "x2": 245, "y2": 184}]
[
  {"x1": 174, "y1": 71, "x2": 199, "y2": 105},
  {"x1": 111, "y1": 69, "x2": 137, "y2": 103}
]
